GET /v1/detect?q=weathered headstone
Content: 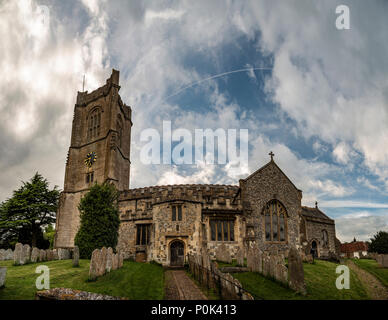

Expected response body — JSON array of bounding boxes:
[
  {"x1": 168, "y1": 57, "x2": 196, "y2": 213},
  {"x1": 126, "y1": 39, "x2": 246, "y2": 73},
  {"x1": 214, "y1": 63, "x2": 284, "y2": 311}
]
[
  {"x1": 72, "y1": 246, "x2": 79, "y2": 267},
  {"x1": 0, "y1": 249, "x2": 5, "y2": 261},
  {"x1": 5, "y1": 249, "x2": 13, "y2": 260},
  {"x1": 53, "y1": 249, "x2": 59, "y2": 260},
  {"x1": 112, "y1": 253, "x2": 118, "y2": 271},
  {"x1": 99, "y1": 247, "x2": 107, "y2": 276},
  {"x1": 262, "y1": 252, "x2": 270, "y2": 276},
  {"x1": 288, "y1": 247, "x2": 306, "y2": 295},
  {"x1": 215, "y1": 244, "x2": 232, "y2": 264},
  {"x1": 14, "y1": 243, "x2": 23, "y2": 265},
  {"x1": 46, "y1": 249, "x2": 54, "y2": 261},
  {"x1": 58, "y1": 248, "x2": 70, "y2": 260},
  {"x1": 106, "y1": 247, "x2": 113, "y2": 273},
  {"x1": 89, "y1": 249, "x2": 101, "y2": 281},
  {"x1": 118, "y1": 251, "x2": 123, "y2": 269},
  {"x1": 269, "y1": 255, "x2": 276, "y2": 278},
  {"x1": 39, "y1": 249, "x2": 47, "y2": 262},
  {"x1": 22, "y1": 244, "x2": 31, "y2": 264},
  {"x1": 31, "y1": 247, "x2": 40, "y2": 263},
  {"x1": 236, "y1": 247, "x2": 244, "y2": 267},
  {"x1": 0, "y1": 267, "x2": 6, "y2": 288}
]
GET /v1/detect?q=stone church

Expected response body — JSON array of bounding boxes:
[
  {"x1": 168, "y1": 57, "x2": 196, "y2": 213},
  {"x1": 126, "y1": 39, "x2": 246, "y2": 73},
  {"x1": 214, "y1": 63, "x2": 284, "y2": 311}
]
[{"x1": 54, "y1": 69, "x2": 338, "y2": 266}]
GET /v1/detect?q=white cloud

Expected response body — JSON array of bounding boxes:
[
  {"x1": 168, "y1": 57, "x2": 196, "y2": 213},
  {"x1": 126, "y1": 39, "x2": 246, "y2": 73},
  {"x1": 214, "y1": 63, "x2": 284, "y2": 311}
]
[{"x1": 335, "y1": 214, "x2": 388, "y2": 242}]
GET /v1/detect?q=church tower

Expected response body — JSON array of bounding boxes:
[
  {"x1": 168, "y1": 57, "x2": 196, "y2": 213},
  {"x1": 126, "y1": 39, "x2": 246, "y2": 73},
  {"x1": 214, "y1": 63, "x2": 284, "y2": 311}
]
[{"x1": 54, "y1": 69, "x2": 132, "y2": 248}]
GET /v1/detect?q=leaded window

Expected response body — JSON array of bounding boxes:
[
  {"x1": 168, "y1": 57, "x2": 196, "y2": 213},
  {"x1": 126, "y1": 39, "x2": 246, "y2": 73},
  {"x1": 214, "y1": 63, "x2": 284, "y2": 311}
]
[
  {"x1": 210, "y1": 220, "x2": 234, "y2": 241},
  {"x1": 88, "y1": 108, "x2": 101, "y2": 141},
  {"x1": 264, "y1": 200, "x2": 287, "y2": 242},
  {"x1": 172, "y1": 205, "x2": 182, "y2": 221},
  {"x1": 136, "y1": 224, "x2": 150, "y2": 245}
]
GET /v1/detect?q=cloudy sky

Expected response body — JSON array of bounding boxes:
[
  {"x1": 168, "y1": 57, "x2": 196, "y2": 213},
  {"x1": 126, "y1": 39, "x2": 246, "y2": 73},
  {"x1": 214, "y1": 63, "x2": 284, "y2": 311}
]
[{"x1": 0, "y1": 0, "x2": 387, "y2": 242}]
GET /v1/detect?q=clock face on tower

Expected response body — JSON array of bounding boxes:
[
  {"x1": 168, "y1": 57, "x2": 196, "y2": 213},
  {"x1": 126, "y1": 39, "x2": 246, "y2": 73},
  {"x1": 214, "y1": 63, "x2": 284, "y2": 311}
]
[{"x1": 84, "y1": 151, "x2": 97, "y2": 167}]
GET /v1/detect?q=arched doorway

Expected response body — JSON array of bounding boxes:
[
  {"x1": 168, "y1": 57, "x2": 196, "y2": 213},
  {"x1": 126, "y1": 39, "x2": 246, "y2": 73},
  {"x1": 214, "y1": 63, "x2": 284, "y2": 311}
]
[
  {"x1": 170, "y1": 240, "x2": 184, "y2": 267},
  {"x1": 311, "y1": 240, "x2": 318, "y2": 258}
]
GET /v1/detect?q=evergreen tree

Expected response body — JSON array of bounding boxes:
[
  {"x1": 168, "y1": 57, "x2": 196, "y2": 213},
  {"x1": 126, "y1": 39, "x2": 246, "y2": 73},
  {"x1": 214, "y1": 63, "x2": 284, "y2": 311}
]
[
  {"x1": 369, "y1": 231, "x2": 388, "y2": 254},
  {"x1": 74, "y1": 182, "x2": 120, "y2": 259},
  {"x1": 0, "y1": 173, "x2": 59, "y2": 248}
]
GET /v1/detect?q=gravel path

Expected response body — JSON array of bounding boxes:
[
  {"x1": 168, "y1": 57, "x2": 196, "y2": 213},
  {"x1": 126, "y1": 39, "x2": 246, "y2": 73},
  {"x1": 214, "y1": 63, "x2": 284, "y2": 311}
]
[
  {"x1": 347, "y1": 260, "x2": 388, "y2": 300},
  {"x1": 165, "y1": 270, "x2": 208, "y2": 300}
]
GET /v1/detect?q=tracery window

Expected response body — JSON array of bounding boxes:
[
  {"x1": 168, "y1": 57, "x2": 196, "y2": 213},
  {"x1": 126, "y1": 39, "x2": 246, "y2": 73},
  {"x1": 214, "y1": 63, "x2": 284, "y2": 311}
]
[
  {"x1": 88, "y1": 108, "x2": 101, "y2": 141},
  {"x1": 264, "y1": 200, "x2": 287, "y2": 242}
]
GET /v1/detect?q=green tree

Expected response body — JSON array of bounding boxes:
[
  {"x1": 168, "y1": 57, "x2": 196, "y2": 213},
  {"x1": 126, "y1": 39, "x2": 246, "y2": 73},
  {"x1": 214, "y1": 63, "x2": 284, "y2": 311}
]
[
  {"x1": 44, "y1": 224, "x2": 56, "y2": 249},
  {"x1": 74, "y1": 182, "x2": 120, "y2": 259},
  {"x1": 369, "y1": 231, "x2": 388, "y2": 254},
  {"x1": 0, "y1": 173, "x2": 59, "y2": 248}
]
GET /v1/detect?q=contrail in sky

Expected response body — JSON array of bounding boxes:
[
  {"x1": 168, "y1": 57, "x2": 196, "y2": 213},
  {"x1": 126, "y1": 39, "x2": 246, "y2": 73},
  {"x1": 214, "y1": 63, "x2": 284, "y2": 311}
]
[{"x1": 162, "y1": 67, "x2": 272, "y2": 102}]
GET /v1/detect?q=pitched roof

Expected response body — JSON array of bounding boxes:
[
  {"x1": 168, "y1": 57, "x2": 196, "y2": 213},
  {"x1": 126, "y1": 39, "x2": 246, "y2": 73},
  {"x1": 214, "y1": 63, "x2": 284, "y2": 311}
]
[
  {"x1": 243, "y1": 160, "x2": 302, "y2": 193},
  {"x1": 340, "y1": 241, "x2": 369, "y2": 253},
  {"x1": 301, "y1": 206, "x2": 334, "y2": 222}
]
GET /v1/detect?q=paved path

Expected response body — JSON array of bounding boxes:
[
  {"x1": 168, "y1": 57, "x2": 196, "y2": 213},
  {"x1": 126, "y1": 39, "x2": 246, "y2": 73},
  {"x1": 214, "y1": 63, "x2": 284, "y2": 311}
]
[
  {"x1": 347, "y1": 260, "x2": 388, "y2": 300},
  {"x1": 165, "y1": 270, "x2": 208, "y2": 300}
]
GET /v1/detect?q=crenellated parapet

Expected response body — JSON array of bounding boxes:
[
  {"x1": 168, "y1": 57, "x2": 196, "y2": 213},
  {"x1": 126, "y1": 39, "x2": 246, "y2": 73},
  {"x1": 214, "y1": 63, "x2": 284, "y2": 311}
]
[{"x1": 120, "y1": 184, "x2": 240, "y2": 203}]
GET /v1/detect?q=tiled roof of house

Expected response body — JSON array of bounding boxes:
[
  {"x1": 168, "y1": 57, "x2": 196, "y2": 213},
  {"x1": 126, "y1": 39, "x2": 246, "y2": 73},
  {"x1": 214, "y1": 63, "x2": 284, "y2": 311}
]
[{"x1": 340, "y1": 241, "x2": 369, "y2": 253}]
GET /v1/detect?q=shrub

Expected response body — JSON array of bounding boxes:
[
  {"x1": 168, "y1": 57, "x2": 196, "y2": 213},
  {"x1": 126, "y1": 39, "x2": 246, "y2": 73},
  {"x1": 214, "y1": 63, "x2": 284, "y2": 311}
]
[{"x1": 74, "y1": 183, "x2": 120, "y2": 259}]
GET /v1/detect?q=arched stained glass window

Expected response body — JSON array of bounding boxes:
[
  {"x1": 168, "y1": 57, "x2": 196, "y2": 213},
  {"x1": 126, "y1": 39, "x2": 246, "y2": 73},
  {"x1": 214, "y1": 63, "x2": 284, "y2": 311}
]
[{"x1": 264, "y1": 200, "x2": 287, "y2": 242}]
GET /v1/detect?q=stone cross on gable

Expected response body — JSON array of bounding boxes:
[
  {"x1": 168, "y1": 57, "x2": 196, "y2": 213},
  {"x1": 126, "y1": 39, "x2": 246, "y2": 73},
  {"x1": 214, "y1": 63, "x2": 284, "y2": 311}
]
[{"x1": 269, "y1": 151, "x2": 274, "y2": 161}]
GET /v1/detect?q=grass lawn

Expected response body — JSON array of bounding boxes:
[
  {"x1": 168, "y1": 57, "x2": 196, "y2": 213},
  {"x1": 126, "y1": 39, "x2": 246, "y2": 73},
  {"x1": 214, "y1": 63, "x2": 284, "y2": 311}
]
[
  {"x1": 0, "y1": 260, "x2": 164, "y2": 300},
  {"x1": 233, "y1": 260, "x2": 370, "y2": 300},
  {"x1": 352, "y1": 259, "x2": 388, "y2": 287}
]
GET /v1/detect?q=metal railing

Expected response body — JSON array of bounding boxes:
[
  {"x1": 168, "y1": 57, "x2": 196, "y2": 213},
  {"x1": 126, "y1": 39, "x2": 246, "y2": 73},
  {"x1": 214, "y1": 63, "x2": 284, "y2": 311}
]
[{"x1": 186, "y1": 254, "x2": 260, "y2": 300}]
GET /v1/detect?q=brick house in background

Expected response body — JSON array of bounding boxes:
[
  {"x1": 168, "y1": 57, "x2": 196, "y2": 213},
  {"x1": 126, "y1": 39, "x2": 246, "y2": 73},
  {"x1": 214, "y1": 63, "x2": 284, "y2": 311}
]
[
  {"x1": 340, "y1": 240, "x2": 369, "y2": 258},
  {"x1": 54, "y1": 69, "x2": 339, "y2": 266}
]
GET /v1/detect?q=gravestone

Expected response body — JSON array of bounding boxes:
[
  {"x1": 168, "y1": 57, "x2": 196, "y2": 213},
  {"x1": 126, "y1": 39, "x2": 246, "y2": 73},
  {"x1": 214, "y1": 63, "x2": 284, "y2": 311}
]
[
  {"x1": 89, "y1": 249, "x2": 101, "y2": 281},
  {"x1": 72, "y1": 246, "x2": 79, "y2": 267},
  {"x1": 118, "y1": 251, "x2": 123, "y2": 269},
  {"x1": 58, "y1": 248, "x2": 70, "y2": 260},
  {"x1": 14, "y1": 243, "x2": 23, "y2": 265},
  {"x1": 106, "y1": 248, "x2": 113, "y2": 272},
  {"x1": 53, "y1": 249, "x2": 59, "y2": 260},
  {"x1": 269, "y1": 255, "x2": 276, "y2": 278},
  {"x1": 100, "y1": 247, "x2": 107, "y2": 276},
  {"x1": 31, "y1": 247, "x2": 39, "y2": 263},
  {"x1": 0, "y1": 249, "x2": 5, "y2": 261},
  {"x1": 215, "y1": 244, "x2": 232, "y2": 264},
  {"x1": 112, "y1": 253, "x2": 118, "y2": 271},
  {"x1": 288, "y1": 247, "x2": 306, "y2": 295},
  {"x1": 0, "y1": 267, "x2": 6, "y2": 288},
  {"x1": 262, "y1": 252, "x2": 270, "y2": 276},
  {"x1": 39, "y1": 249, "x2": 46, "y2": 262},
  {"x1": 46, "y1": 249, "x2": 53, "y2": 261},
  {"x1": 22, "y1": 244, "x2": 31, "y2": 264},
  {"x1": 236, "y1": 247, "x2": 244, "y2": 267},
  {"x1": 5, "y1": 249, "x2": 13, "y2": 260}
]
